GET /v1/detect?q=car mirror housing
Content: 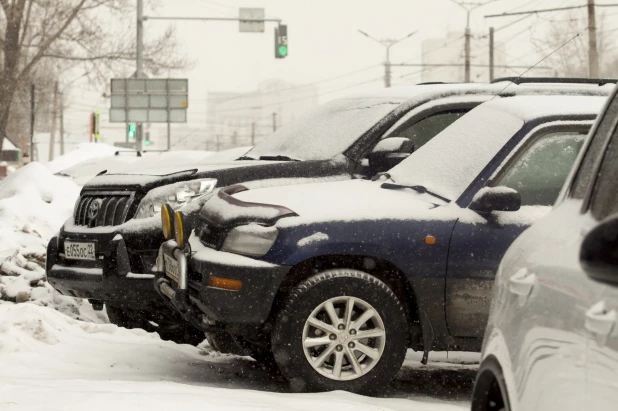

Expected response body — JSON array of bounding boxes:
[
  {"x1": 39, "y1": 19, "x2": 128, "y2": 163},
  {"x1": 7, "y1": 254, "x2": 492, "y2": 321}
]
[
  {"x1": 367, "y1": 137, "x2": 415, "y2": 175},
  {"x1": 469, "y1": 187, "x2": 521, "y2": 213},
  {"x1": 580, "y1": 213, "x2": 618, "y2": 286}
]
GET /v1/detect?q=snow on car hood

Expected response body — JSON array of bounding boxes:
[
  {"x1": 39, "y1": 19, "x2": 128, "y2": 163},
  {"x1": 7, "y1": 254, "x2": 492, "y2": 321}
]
[{"x1": 230, "y1": 179, "x2": 481, "y2": 227}]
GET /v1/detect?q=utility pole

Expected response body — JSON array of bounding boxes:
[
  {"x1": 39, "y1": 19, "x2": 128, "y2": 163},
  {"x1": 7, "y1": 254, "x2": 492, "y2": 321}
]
[
  {"x1": 30, "y1": 85, "x2": 35, "y2": 160},
  {"x1": 588, "y1": 0, "x2": 598, "y2": 77},
  {"x1": 489, "y1": 27, "x2": 495, "y2": 81},
  {"x1": 59, "y1": 90, "x2": 65, "y2": 155},
  {"x1": 485, "y1": 2, "x2": 618, "y2": 78},
  {"x1": 49, "y1": 81, "x2": 59, "y2": 161},
  {"x1": 449, "y1": 1, "x2": 496, "y2": 82},
  {"x1": 272, "y1": 112, "x2": 277, "y2": 132},
  {"x1": 358, "y1": 29, "x2": 417, "y2": 88},
  {"x1": 136, "y1": 0, "x2": 144, "y2": 153},
  {"x1": 251, "y1": 121, "x2": 256, "y2": 145}
]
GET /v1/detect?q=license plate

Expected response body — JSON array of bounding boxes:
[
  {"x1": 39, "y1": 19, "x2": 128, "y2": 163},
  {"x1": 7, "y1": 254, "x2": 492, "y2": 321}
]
[
  {"x1": 64, "y1": 241, "x2": 96, "y2": 261},
  {"x1": 164, "y1": 254, "x2": 180, "y2": 283}
]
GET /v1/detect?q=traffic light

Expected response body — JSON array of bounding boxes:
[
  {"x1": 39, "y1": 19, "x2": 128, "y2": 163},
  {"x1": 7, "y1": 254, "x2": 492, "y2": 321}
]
[
  {"x1": 90, "y1": 112, "x2": 100, "y2": 143},
  {"x1": 128, "y1": 123, "x2": 135, "y2": 140},
  {"x1": 145, "y1": 131, "x2": 151, "y2": 146},
  {"x1": 94, "y1": 111, "x2": 100, "y2": 142},
  {"x1": 275, "y1": 24, "x2": 288, "y2": 59}
]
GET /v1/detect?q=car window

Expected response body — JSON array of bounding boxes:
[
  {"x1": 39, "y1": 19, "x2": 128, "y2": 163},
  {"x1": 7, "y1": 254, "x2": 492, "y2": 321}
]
[
  {"x1": 590, "y1": 129, "x2": 618, "y2": 220},
  {"x1": 571, "y1": 94, "x2": 618, "y2": 200},
  {"x1": 494, "y1": 132, "x2": 587, "y2": 206},
  {"x1": 389, "y1": 111, "x2": 467, "y2": 151}
]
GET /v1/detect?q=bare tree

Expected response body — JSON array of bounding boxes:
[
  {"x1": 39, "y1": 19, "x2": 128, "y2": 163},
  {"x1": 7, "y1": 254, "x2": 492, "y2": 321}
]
[
  {"x1": 532, "y1": 10, "x2": 618, "y2": 78},
  {"x1": 0, "y1": 0, "x2": 185, "y2": 151}
]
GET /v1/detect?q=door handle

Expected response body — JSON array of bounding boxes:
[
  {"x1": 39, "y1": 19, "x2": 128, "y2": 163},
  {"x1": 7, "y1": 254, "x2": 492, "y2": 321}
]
[
  {"x1": 509, "y1": 268, "x2": 536, "y2": 297},
  {"x1": 585, "y1": 301, "x2": 616, "y2": 337}
]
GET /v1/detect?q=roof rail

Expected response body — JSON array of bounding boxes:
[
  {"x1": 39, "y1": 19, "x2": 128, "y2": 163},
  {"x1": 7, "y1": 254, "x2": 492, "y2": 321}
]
[{"x1": 492, "y1": 77, "x2": 617, "y2": 86}]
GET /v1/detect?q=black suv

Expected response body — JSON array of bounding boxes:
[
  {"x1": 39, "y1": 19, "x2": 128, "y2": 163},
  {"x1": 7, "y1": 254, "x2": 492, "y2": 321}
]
[{"x1": 46, "y1": 78, "x2": 615, "y2": 344}]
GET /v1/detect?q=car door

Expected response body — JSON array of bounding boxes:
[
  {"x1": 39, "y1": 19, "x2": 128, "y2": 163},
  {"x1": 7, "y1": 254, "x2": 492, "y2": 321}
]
[
  {"x1": 581, "y1": 125, "x2": 618, "y2": 410},
  {"x1": 446, "y1": 125, "x2": 590, "y2": 338}
]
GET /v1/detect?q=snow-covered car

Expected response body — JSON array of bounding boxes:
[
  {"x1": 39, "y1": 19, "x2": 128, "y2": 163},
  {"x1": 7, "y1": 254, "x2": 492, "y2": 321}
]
[
  {"x1": 471, "y1": 87, "x2": 618, "y2": 410},
  {"x1": 48, "y1": 79, "x2": 615, "y2": 345},
  {"x1": 154, "y1": 94, "x2": 607, "y2": 394}
]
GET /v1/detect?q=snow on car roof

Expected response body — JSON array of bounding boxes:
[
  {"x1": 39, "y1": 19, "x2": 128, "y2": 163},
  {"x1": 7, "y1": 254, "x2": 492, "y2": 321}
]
[
  {"x1": 338, "y1": 80, "x2": 614, "y2": 102},
  {"x1": 388, "y1": 95, "x2": 607, "y2": 202}
]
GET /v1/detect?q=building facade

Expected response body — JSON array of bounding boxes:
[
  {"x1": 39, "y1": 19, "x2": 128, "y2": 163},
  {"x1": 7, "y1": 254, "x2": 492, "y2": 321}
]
[{"x1": 206, "y1": 79, "x2": 319, "y2": 151}]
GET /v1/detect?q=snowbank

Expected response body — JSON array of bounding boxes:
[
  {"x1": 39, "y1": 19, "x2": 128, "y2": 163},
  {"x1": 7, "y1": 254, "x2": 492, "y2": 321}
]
[
  {"x1": 0, "y1": 162, "x2": 105, "y2": 322},
  {"x1": 0, "y1": 303, "x2": 469, "y2": 411}
]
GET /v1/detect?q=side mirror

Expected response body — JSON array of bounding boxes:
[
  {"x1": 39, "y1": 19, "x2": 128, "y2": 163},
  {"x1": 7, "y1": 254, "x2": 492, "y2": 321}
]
[
  {"x1": 470, "y1": 187, "x2": 521, "y2": 213},
  {"x1": 580, "y1": 214, "x2": 618, "y2": 286},
  {"x1": 367, "y1": 137, "x2": 414, "y2": 174}
]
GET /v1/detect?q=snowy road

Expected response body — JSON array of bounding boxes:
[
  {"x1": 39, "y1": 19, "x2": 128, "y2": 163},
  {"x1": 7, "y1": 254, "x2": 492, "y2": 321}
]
[{"x1": 0, "y1": 303, "x2": 476, "y2": 411}]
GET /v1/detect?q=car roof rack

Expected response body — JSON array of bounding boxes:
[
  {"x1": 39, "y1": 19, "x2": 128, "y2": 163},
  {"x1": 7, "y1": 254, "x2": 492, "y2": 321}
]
[{"x1": 492, "y1": 77, "x2": 617, "y2": 86}]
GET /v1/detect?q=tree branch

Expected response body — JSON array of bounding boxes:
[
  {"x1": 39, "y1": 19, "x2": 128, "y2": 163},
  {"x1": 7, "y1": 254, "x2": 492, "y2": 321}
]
[{"x1": 18, "y1": 0, "x2": 88, "y2": 82}]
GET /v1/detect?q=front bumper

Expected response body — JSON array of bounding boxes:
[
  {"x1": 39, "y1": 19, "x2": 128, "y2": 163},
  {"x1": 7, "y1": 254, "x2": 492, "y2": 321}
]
[
  {"x1": 154, "y1": 239, "x2": 291, "y2": 330},
  {"x1": 46, "y1": 232, "x2": 163, "y2": 312}
]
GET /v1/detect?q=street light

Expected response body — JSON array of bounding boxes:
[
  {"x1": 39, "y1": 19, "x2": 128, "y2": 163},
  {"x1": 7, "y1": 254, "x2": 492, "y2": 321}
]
[
  {"x1": 358, "y1": 29, "x2": 417, "y2": 88},
  {"x1": 449, "y1": 0, "x2": 500, "y2": 82}
]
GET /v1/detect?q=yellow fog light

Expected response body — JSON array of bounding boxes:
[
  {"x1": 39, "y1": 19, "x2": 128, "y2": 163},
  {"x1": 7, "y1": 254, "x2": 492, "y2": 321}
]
[
  {"x1": 161, "y1": 203, "x2": 174, "y2": 240},
  {"x1": 174, "y1": 211, "x2": 186, "y2": 249}
]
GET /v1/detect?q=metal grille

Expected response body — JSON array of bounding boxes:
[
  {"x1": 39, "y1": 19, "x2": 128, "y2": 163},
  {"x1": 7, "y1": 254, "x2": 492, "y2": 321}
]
[
  {"x1": 74, "y1": 193, "x2": 134, "y2": 227},
  {"x1": 196, "y1": 224, "x2": 227, "y2": 250}
]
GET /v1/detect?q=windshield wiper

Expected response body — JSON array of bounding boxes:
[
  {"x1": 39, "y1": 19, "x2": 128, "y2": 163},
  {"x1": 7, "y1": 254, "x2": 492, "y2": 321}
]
[
  {"x1": 258, "y1": 155, "x2": 300, "y2": 162},
  {"x1": 236, "y1": 156, "x2": 257, "y2": 160},
  {"x1": 381, "y1": 182, "x2": 451, "y2": 203}
]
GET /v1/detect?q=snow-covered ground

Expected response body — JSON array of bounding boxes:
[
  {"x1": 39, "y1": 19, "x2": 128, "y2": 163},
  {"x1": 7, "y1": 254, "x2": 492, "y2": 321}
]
[
  {"x1": 0, "y1": 303, "x2": 476, "y2": 411},
  {"x1": 0, "y1": 162, "x2": 104, "y2": 322}
]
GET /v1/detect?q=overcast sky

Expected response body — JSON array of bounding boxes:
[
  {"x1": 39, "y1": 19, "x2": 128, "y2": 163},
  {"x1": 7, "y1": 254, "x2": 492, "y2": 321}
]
[{"x1": 61, "y1": 0, "x2": 614, "y2": 146}]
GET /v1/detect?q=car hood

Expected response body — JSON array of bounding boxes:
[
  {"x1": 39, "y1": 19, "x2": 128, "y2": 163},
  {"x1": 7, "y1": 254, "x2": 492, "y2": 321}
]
[
  {"x1": 82, "y1": 160, "x2": 281, "y2": 191},
  {"x1": 203, "y1": 179, "x2": 469, "y2": 228}
]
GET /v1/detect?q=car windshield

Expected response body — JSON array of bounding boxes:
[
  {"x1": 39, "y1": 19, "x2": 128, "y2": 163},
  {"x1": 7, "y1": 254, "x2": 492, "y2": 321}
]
[
  {"x1": 242, "y1": 98, "x2": 400, "y2": 161},
  {"x1": 388, "y1": 105, "x2": 525, "y2": 201}
]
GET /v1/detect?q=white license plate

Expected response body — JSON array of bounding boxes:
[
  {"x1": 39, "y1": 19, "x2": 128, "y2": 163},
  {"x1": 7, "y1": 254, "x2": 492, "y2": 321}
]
[
  {"x1": 64, "y1": 241, "x2": 96, "y2": 261},
  {"x1": 164, "y1": 254, "x2": 180, "y2": 283}
]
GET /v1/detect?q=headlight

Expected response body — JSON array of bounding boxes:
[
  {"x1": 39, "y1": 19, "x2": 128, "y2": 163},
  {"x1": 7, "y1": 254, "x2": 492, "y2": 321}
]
[
  {"x1": 135, "y1": 178, "x2": 217, "y2": 219},
  {"x1": 221, "y1": 224, "x2": 278, "y2": 257}
]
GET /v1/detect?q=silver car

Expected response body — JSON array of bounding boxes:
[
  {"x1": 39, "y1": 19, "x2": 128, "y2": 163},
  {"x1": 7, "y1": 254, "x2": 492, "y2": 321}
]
[{"x1": 472, "y1": 86, "x2": 618, "y2": 411}]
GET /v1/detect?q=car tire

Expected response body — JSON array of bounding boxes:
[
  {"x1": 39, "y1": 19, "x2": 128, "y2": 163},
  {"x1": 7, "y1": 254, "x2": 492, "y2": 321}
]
[
  {"x1": 271, "y1": 269, "x2": 408, "y2": 394},
  {"x1": 105, "y1": 304, "x2": 151, "y2": 330},
  {"x1": 106, "y1": 304, "x2": 204, "y2": 346},
  {"x1": 206, "y1": 331, "x2": 276, "y2": 367},
  {"x1": 205, "y1": 331, "x2": 240, "y2": 354},
  {"x1": 157, "y1": 323, "x2": 205, "y2": 346},
  {"x1": 471, "y1": 356, "x2": 511, "y2": 411}
]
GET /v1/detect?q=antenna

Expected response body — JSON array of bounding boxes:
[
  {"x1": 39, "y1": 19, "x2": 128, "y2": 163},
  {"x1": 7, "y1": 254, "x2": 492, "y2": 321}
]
[{"x1": 492, "y1": 33, "x2": 580, "y2": 99}]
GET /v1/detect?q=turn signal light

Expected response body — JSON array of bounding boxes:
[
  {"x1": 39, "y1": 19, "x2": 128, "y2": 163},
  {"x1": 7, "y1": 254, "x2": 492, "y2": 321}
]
[
  {"x1": 208, "y1": 276, "x2": 243, "y2": 291},
  {"x1": 161, "y1": 203, "x2": 174, "y2": 240},
  {"x1": 425, "y1": 235, "x2": 436, "y2": 245},
  {"x1": 174, "y1": 211, "x2": 186, "y2": 249}
]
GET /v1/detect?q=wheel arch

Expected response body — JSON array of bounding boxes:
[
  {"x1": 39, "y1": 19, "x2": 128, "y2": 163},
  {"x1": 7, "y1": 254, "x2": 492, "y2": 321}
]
[
  {"x1": 472, "y1": 354, "x2": 513, "y2": 411},
  {"x1": 268, "y1": 253, "x2": 423, "y2": 350}
]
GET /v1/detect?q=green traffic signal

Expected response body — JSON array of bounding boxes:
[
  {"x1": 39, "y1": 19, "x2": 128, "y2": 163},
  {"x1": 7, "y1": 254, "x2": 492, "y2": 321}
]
[
  {"x1": 128, "y1": 124, "x2": 135, "y2": 139},
  {"x1": 278, "y1": 45, "x2": 288, "y2": 57}
]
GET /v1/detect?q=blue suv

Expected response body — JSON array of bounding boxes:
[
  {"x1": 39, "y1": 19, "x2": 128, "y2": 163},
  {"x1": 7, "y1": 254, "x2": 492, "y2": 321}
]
[{"x1": 155, "y1": 95, "x2": 606, "y2": 394}]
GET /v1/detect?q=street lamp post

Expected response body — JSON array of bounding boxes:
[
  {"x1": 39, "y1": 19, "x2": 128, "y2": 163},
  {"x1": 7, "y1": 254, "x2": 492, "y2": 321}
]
[
  {"x1": 449, "y1": 0, "x2": 498, "y2": 82},
  {"x1": 358, "y1": 29, "x2": 417, "y2": 88}
]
